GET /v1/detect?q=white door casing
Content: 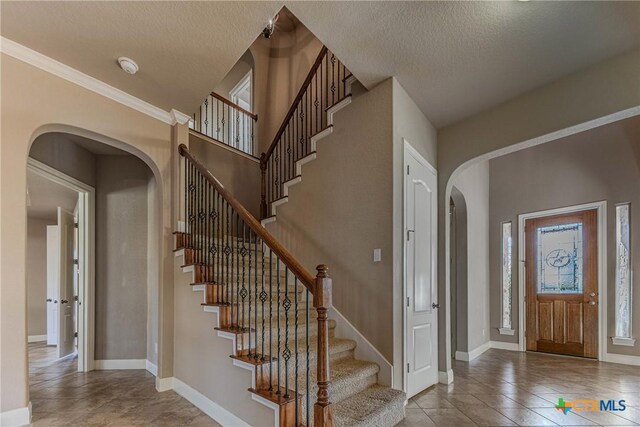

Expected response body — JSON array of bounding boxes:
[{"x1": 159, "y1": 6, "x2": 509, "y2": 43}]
[
  {"x1": 46, "y1": 225, "x2": 60, "y2": 346},
  {"x1": 57, "y1": 207, "x2": 76, "y2": 358},
  {"x1": 404, "y1": 142, "x2": 438, "y2": 398}
]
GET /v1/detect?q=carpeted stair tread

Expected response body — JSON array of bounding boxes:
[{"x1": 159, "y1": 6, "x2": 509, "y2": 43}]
[{"x1": 332, "y1": 384, "x2": 406, "y2": 427}]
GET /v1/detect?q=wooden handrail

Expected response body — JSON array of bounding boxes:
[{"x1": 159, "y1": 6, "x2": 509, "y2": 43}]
[
  {"x1": 178, "y1": 144, "x2": 315, "y2": 292},
  {"x1": 210, "y1": 91, "x2": 258, "y2": 121},
  {"x1": 263, "y1": 46, "x2": 328, "y2": 161}
]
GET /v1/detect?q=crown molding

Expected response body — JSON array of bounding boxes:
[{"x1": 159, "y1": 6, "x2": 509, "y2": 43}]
[
  {"x1": 0, "y1": 37, "x2": 190, "y2": 126},
  {"x1": 170, "y1": 109, "x2": 191, "y2": 125}
]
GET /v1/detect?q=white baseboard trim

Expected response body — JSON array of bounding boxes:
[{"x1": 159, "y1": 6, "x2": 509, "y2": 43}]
[
  {"x1": 490, "y1": 340, "x2": 520, "y2": 351},
  {"x1": 0, "y1": 402, "x2": 31, "y2": 426},
  {"x1": 94, "y1": 359, "x2": 147, "y2": 370},
  {"x1": 156, "y1": 376, "x2": 174, "y2": 392},
  {"x1": 146, "y1": 360, "x2": 158, "y2": 376},
  {"x1": 329, "y1": 306, "x2": 393, "y2": 387},
  {"x1": 173, "y1": 378, "x2": 250, "y2": 426},
  {"x1": 604, "y1": 352, "x2": 640, "y2": 366},
  {"x1": 438, "y1": 370, "x2": 454, "y2": 384},
  {"x1": 455, "y1": 341, "x2": 491, "y2": 362},
  {"x1": 27, "y1": 334, "x2": 47, "y2": 343}
]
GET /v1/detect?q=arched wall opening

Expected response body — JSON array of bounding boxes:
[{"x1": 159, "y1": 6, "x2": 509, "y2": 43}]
[
  {"x1": 25, "y1": 128, "x2": 163, "y2": 381},
  {"x1": 449, "y1": 187, "x2": 468, "y2": 359},
  {"x1": 442, "y1": 110, "x2": 640, "y2": 371}
]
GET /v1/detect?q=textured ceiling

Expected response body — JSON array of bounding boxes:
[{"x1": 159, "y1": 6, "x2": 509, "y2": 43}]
[{"x1": 2, "y1": 1, "x2": 639, "y2": 128}]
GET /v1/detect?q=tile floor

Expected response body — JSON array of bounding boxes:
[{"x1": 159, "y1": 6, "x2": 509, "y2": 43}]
[
  {"x1": 28, "y1": 342, "x2": 220, "y2": 426},
  {"x1": 399, "y1": 349, "x2": 640, "y2": 427},
  {"x1": 28, "y1": 343, "x2": 640, "y2": 426}
]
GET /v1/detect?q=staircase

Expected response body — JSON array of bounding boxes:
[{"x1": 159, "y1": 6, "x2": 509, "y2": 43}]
[{"x1": 175, "y1": 143, "x2": 405, "y2": 426}]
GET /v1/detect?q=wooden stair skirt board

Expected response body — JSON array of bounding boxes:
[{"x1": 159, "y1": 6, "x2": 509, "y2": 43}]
[{"x1": 174, "y1": 232, "x2": 406, "y2": 426}]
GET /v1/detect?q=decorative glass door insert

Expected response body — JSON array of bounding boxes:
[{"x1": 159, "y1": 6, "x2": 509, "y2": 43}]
[{"x1": 537, "y1": 223, "x2": 583, "y2": 294}]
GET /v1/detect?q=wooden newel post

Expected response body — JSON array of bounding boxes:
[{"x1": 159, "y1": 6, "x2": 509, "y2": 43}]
[
  {"x1": 260, "y1": 153, "x2": 267, "y2": 219},
  {"x1": 314, "y1": 264, "x2": 333, "y2": 427}
]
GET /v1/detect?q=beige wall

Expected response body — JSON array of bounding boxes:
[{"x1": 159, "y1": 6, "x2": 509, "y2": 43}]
[
  {"x1": 29, "y1": 134, "x2": 97, "y2": 186},
  {"x1": 488, "y1": 117, "x2": 640, "y2": 357},
  {"x1": 250, "y1": 23, "x2": 324, "y2": 154},
  {"x1": 450, "y1": 161, "x2": 490, "y2": 354},
  {"x1": 436, "y1": 48, "x2": 640, "y2": 372},
  {"x1": 26, "y1": 217, "x2": 55, "y2": 337},
  {"x1": 94, "y1": 155, "x2": 151, "y2": 360},
  {"x1": 391, "y1": 79, "x2": 438, "y2": 387},
  {"x1": 264, "y1": 78, "x2": 438, "y2": 390},
  {"x1": 172, "y1": 256, "x2": 274, "y2": 426},
  {"x1": 189, "y1": 133, "x2": 261, "y2": 218},
  {"x1": 266, "y1": 79, "x2": 395, "y2": 360},
  {"x1": 213, "y1": 50, "x2": 254, "y2": 101},
  {"x1": 0, "y1": 53, "x2": 174, "y2": 412}
]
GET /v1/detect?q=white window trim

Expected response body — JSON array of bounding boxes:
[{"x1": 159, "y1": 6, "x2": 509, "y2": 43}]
[
  {"x1": 612, "y1": 202, "x2": 634, "y2": 345},
  {"x1": 230, "y1": 70, "x2": 252, "y2": 112},
  {"x1": 500, "y1": 221, "x2": 513, "y2": 330}
]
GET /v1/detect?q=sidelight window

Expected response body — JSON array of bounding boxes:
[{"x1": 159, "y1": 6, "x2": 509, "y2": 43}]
[
  {"x1": 614, "y1": 203, "x2": 633, "y2": 344},
  {"x1": 501, "y1": 222, "x2": 513, "y2": 330}
]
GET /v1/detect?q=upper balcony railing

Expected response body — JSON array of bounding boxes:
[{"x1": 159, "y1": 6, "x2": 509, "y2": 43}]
[{"x1": 191, "y1": 92, "x2": 257, "y2": 156}]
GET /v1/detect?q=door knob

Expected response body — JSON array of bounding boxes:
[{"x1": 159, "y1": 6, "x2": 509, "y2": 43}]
[
  {"x1": 432, "y1": 302, "x2": 440, "y2": 309},
  {"x1": 60, "y1": 299, "x2": 69, "y2": 304},
  {"x1": 589, "y1": 292, "x2": 597, "y2": 297},
  {"x1": 589, "y1": 301, "x2": 597, "y2": 305},
  {"x1": 54, "y1": 300, "x2": 58, "y2": 304},
  {"x1": 46, "y1": 298, "x2": 52, "y2": 302}
]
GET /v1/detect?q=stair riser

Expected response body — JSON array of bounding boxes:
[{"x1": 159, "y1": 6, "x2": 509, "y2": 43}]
[{"x1": 223, "y1": 321, "x2": 336, "y2": 353}]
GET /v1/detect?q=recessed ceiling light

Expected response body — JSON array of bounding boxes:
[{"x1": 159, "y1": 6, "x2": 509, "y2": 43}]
[{"x1": 117, "y1": 57, "x2": 139, "y2": 75}]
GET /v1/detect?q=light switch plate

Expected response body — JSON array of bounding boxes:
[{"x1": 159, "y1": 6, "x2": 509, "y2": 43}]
[{"x1": 373, "y1": 248, "x2": 382, "y2": 262}]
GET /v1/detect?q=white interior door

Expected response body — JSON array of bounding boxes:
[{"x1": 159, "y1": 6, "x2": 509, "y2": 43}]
[
  {"x1": 46, "y1": 225, "x2": 60, "y2": 346},
  {"x1": 405, "y1": 146, "x2": 438, "y2": 398},
  {"x1": 57, "y1": 207, "x2": 75, "y2": 358}
]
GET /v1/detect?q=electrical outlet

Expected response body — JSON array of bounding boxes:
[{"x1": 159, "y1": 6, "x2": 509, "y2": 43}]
[{"x1": 373, "y1": 248, "x2": 382, "y2": 262}]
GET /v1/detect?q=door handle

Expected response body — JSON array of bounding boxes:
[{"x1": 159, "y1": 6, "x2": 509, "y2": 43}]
[
  {"x1": 54, "y1": 300, "x2": 58, "y2": 304},
  {"x1": 589, "y1": 301, "x2": 597, "y2": 305},
  {"x1": 60, "y1": 299, "x2": 69, "y2": 304},
  {"x1": 432, "y1": 302, "x2": 440, "y2": 309},
  {"x1": 589, "y1": 292, "x2": 597, "y2": 297},
  {"x1": 46, "y1": 298, "x2": 52, "y2": 302}
]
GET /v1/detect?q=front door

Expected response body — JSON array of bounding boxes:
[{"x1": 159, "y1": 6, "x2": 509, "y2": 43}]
[
  {"x1": 525, "y1": 209, "x2": 598, "y2": 358},
  {"x1": 57, "y1": 207, "x2": 76, "y2": 358},
  {"x1": 405, "y1": 146, "x2": 438, "y2": 397}
]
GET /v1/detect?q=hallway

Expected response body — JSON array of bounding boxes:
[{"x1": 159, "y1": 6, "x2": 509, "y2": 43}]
[
  {"x1": 402, "y1": 349, "x2": 640, "y2": 426},
  {"x1": 28, "y1": 343, "x2": 219, "y2": 426}
]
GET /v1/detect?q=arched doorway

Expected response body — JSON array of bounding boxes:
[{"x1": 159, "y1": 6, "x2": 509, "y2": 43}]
[{"x1": 25, "y1": 130, "x2": 167, "y2": 419}]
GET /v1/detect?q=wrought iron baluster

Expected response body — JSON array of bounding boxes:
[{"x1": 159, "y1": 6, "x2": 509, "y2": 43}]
[
  {"x1": 294, "y1": 276, "x2": 299, "y2": 422},
  {"x1": 244, "y1": 222, "x2": 250, "y2": 356},
  {"x1": 283, "y1": 267, "x2": 291, "y2": 398},
  {"x1": 235, "y1": 212, "x2": 240, "y2": 330},
  {"x1": 306, "y1": 287, "x2": 310, "y2": 427},
  {"x1": 254, "y1": 231, "x2": 259, "y2": 360},
  {"x1": 269, "y1": 247, "x2": 273, "y2": 390},
  {"x1": 276, "y1": 258, "x2": 281, "y2": 394},
  {"x1": 260, "y1": 240, "x2": 266, "y2": 360}
]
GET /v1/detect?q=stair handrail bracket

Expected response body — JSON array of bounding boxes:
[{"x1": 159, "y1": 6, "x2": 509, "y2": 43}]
[{"x1": 178, "y1": 143, "x2": 334, "y2": 426}]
